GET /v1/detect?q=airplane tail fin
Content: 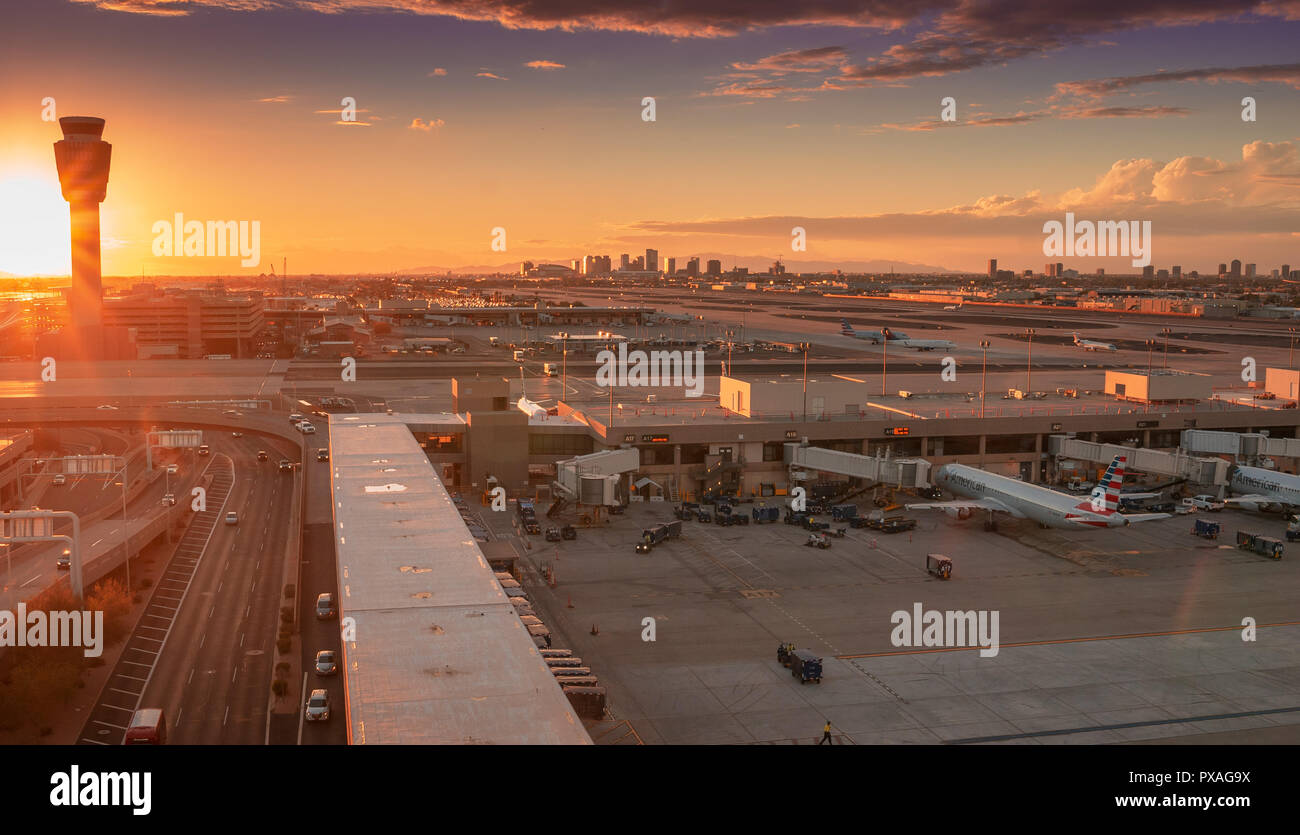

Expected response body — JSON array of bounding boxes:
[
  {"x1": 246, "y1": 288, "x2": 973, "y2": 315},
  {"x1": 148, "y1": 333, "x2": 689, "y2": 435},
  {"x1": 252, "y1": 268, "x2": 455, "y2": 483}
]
[
  {"x1": 882, "y1": 327, "x2": 894, "y2": 338},
  {"x1": 840, "y1": 319, "x2": 855, "y2": 335},
  {"x1": 1100, "y1": 455, "x2": 1126, "y2": 512}
]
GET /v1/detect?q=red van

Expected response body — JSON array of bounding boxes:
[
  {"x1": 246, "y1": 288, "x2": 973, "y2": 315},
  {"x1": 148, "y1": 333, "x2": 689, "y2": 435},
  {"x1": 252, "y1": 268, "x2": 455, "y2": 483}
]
[{"x1": 123, "y1": 708, "x2": 167, "y2": 745}]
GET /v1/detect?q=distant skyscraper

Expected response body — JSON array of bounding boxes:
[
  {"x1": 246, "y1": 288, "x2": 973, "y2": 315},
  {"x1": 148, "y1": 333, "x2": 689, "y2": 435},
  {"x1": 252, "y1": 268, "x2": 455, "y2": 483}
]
[
  {"x1": 1230, "y1": 259, "x2": 1242, "y2": 277},
  {"x1": 687, "y1": 257, "x2": 700, "y2": 276},
  {"x1": 619, "y1": 253, "x2": 631, "y2": 270},
  {"x1": 1096, "y1": 268, "x2": 1105, "y2": 276},
  {"x1": 1045, "y1": 263, "x2": 1055, "y2": 277},
  {"x1": 1218, "y1": 263, "x2": 1228, "y2": 276},
  {"x1": 665, "y1": 257, "x2": 675, "y2": 276},
  {"x1": 1283, "y1": 264, "x2": 1291, "y2": 279},
  {"x1": 645, "y1": 248, "x2": 658, "y2": 272},
  {"x1": 1172, "y1": 265, "x2": 1181, "y2": 279},
  {"x1": 520, "y1": 260, "x2": 534, "y2": 276},
  {"x1": 1246, "y1": 263, "x2": 1256, "y2": 278},
  {"x1": 706, "y1": 259, "x2": 722, "y2": 276},
  {"x1": 1142, "y1": 266, "x2": 1154, "y2": 279},
  {"x1": 987, "y1": 258, "x2": 997, "y2": 278},
  {"x1": 1056, "y1": 262, "x2": 1063, "y2": 277},
  {"x1": 54, "y1": 116, "x2": 113, "y2": 358}
]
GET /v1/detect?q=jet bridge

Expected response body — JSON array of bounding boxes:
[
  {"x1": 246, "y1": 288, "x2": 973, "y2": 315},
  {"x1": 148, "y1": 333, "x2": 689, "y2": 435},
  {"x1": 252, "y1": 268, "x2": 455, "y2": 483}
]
[
  {"x1": 552, "y1": 447, "x2": 640, "y2": 507},
  {"x1": 1181, "y1": 430, "x2": 1300, "y2": 462},
  {"x1": 1048, "y1": 435, "x2": 1230, "y2": 485},
  {"x1": 783, "y1": 443, "x2": 931, "y2": 488}
]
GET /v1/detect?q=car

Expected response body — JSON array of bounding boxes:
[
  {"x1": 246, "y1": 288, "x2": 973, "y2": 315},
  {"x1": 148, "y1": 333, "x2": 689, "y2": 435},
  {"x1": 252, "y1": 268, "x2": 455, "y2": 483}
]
[
  {"x1": 161, "y1": 493, "x2": 176, "y2": 506},
  {"x1": 305, "y1": 689, "x2": 330, "y2": 721},
  {"x1": 1183, "y1": 495, "x2": 1225, "y2": 512},
  {"x1": 315, "y1": 593, "x2": 336, "y2": 620},
  {"x1": 279, "y1": 459, "x2": 293, "y2": 472},
  {"x1": 289, "y1": 412, "x2": 305, "y2": 424},
  {"x1": 197, "y1": 444, "x2": 210, "y2": 456},
  {"x1": 256, "y1": 450, "x2": 269, "y2": 462},
  {"x1": 166, "y1": 463, "x2": 178, "y2": 474},
  {"x1": 805, "y1": 533, "x2": 830, "y2": 549},
  {"x1": 52, "y1": 474, "x2": 66, "y2": 486},
  {"x1": 56, "y1": 549, "x2": 71, "y2": 570},
  {"x1": 231, "y1": 431, "x2": 243, "y2": 438},
  {"x1": 224, "y1": 511, "x2": 238, "y2": 525},
  {"x1": 316, "y1": 448, "x2": 329, "y2": 462},
  {"x1": 315, "y1": 650, "x2": 337, "y2": 676},
  {"x1": 297, "y1": 421, "x2": 316, "y2": 434}
]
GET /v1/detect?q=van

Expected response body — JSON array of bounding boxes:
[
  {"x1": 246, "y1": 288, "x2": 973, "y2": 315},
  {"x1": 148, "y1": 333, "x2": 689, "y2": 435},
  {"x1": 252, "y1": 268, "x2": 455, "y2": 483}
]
[
  {"x1": 124, "y1": 708, "x2": 167, "y2": 744},
  {"x1": 298, "y1": 421, "x2": 316, "y2": 434}
]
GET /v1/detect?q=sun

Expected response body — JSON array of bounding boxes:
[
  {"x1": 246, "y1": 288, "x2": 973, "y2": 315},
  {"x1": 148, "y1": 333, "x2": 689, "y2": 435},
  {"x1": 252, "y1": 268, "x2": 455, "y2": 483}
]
[{"x1": 0, "y1": 171, "x2": 70, "y2": 277}]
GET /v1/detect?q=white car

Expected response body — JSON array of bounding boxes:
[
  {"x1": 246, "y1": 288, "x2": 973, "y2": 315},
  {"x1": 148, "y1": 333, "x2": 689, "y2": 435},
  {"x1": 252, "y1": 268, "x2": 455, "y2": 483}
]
[
  {"x1": 161, "y1": 493, "x2": 176, "y2": 506},
  {"x1": 231, "y1": 431, "x2": 243, "y2": 438},
  {"x1": 224, "y1": 511, "x2": 239, "y2": 525},
  {"x1": 166, "y1": 464, "x2": 178, "y2": 474},
  {"x1": 1182, "y1": 495, "x2": 1225, "y2": 512},
  {"x1": 298, "y1": 421, "x2": 316, "y2": 434},
  {"x1": 52, "y1": 474, "x2": 66, "y2": 486}
]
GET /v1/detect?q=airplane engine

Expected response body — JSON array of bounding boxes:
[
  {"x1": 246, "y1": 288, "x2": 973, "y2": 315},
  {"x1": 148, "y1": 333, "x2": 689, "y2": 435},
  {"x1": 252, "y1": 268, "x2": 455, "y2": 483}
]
[
  {"x1": 944, "y1": 506, "x2": 972, "y2": 520},
  {"x1": 1236, "y1": 501, "x2": 1264, "y2": 513}
]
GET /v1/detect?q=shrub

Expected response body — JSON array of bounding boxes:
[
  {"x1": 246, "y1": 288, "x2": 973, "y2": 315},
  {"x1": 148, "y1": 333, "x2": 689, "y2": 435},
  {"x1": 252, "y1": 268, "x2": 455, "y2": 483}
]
[
  {"x1": 276, "y1": 637, "x2": 291, "y2": 655},
  {"x1": 284, "y1": 583, "x2": 295, "y2": 600},
  {"x1": 271, "y1": 679, "x2": 288, "y2": 698}
]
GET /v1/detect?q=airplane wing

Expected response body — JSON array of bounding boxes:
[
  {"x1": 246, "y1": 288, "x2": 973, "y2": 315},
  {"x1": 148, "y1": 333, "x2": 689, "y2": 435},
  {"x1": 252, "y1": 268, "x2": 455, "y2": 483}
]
[
  {"x1": 1118, "y1": 491, "x2": 1161, "y2": 500},
  {"x1": 905, "y1": 498, "x2": 1023, "y2": 518},
  {"x1": 1121, "y1": 512, "x2": 1170, "y2": 523}
]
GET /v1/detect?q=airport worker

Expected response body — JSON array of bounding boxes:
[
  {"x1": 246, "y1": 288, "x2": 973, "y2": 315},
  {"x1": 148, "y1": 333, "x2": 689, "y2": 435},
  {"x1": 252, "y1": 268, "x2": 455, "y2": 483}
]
[{"x1": 819, "y1": 720, "x2": 833, "y2": 745}]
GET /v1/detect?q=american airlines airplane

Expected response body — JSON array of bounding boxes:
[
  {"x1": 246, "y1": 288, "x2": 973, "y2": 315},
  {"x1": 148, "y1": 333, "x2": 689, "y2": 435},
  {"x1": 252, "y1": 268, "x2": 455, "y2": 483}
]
[
  {"x1": 907, "y1": 455, "x2": 1169, "y2": 530},
  {"x1": 1072, "y1": 333, "x2": 1117, "y2": 352},
  {"x1": 881, "y1": 328, "x2": 956, "y2": 352},
  {"x1": 840, "y1": 319, "x2": 887, "y2": 343},
  {"x1": 1225, "y1": 465, "x2": 1300, "y2": 513}
]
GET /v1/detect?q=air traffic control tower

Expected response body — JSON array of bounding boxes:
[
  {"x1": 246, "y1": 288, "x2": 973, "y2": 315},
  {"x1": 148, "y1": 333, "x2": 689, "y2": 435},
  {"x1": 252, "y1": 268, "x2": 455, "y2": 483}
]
[{"x1": 53, "y1": 116, "x2": 112, "y2": 358}]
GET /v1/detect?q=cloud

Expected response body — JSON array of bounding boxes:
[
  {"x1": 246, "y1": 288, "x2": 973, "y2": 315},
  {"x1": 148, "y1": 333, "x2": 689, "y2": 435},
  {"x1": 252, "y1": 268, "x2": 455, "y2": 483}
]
[
  {"x1": 875, "y1": 111, "x2": 1048, "y2": 132},
  {"x1": 785, "y1": 123, "x2": 800, "y2": 128},
  {"x1": 409, "y1": 117, "x2": 446, "y2": 131},
  {"x1": 620, "y1": 141, "x2": 1300, "y2": 242},
  {"x1": 730, "y1": 46, "x2": 847, "y2": 74},
  {"x1": 258, "y1": 95, "x2": 292, "y2": 103},
  {"x1": 1054, "y1": 63, "x2": 1300, "y2": 101},
  {"x1": 476, "y1": 71, "x2": 508, "y2": 80},
  {"x1": 428, "y1": 67, "x2": 447, "y2": 76},
  {"x1": 525, "y1": 59, "x2": 566, "y2": 69},
  {"x1": 1060, "y1": 105, "x2": 1191, "y2": 119}
]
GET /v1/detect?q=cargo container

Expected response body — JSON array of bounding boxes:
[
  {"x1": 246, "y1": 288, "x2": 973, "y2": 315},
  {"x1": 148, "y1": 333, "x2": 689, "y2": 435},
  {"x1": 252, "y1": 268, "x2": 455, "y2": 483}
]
[
  {"x1": 789, "y1": 650, "x2": 823, "y2": 684},
  {"x1": 831, "y1": 504, "x2": 859, "y2": 521}
]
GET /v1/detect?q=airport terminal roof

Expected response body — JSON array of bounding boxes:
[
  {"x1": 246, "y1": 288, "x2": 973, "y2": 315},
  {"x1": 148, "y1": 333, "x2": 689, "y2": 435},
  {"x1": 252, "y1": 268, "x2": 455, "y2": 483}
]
[{"x1": 328, "y1": 412, "x2": 591, "y2": 745}]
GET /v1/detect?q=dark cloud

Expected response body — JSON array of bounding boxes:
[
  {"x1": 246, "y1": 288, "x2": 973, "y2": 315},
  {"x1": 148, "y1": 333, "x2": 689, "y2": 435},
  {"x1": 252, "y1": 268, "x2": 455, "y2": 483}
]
[{"x1": 1055, "y1": 63, "x2": 1300, "y2": 100}]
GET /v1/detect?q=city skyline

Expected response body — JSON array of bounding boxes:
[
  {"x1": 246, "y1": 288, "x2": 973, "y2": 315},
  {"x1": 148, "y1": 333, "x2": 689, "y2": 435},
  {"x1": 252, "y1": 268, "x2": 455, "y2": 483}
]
[{"x1": 1, "y1": 1, "x2": 1299, "y2": 277}]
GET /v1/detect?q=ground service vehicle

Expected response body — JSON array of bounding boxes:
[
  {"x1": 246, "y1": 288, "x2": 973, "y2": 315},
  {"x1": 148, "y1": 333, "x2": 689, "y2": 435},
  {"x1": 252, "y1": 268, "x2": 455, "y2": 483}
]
[
  {"x1": 641, "y1": 525, "x2": 669, "y2": 547},
  {"x1": 1237, "y1": 531, "x2": 1284, "y2": 559},
  {"x1": 545, "y1": 527, "x2": 561, "y2": 542},
  {"x1": 926, "y1": 553, "x2": 953, "y2": 580},
  {"x1": 1191, "y1": 519, "x2": 1221, "y2": 539},
  {"x1": 124, "y1": 708, "x2": 167, "y2": 744},
  {"x1": 317, "y1": 448, "x2": 329, "y2": 461},
  {"x1": 805, "y1": 533, "x2": 830, "y2": 549},
  {"x1": 776, "y1": 642, "x2": 796, "y2": 667},
  {"x1": 831, "y1": 504, "x2": 858, "y2": 521},
  {"x1": 879, "y1": 518, "x2": 917, "y2": 534},
  {"x1": 1184, "y1": 495, "x2": 1225, "y2": 512},
  {"x1": 752, "y1": 505, "x2": 780, "y2": 523},
  {"x1": 789, "y1": 650, "x2": 823, "y2": 684},
  {"x1": 561, "y1": 525, "x2": 577, "y2": 540},
  {"x1": 257, "y1": 450, "x2": 269, "y2": 461}
]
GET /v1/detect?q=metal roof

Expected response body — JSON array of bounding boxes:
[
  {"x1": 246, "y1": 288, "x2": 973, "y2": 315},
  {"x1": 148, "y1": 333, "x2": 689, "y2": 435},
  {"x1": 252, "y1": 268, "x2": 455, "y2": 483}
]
[{"x1": 328, "y1": 413, "x2": 591, "y2": 744}]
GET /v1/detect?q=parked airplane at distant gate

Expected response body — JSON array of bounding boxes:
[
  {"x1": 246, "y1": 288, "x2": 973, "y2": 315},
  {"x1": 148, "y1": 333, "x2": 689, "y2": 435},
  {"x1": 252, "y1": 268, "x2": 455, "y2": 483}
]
[{"x1": 907, "y1": 455, "x2": 1169, "y2": 530}]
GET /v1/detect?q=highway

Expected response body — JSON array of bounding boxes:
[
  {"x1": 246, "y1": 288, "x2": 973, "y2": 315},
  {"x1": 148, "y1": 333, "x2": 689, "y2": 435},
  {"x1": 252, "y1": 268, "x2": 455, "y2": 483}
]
[{"x1": 76, "y1": 430, "x2": 303, "y2": 744}]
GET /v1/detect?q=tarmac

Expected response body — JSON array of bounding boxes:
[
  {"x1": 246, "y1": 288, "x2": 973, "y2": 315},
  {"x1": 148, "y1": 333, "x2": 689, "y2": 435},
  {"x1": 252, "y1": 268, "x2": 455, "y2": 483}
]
[{"x1": 490, "y1": 499, "x2": 1300, "y2": 744}]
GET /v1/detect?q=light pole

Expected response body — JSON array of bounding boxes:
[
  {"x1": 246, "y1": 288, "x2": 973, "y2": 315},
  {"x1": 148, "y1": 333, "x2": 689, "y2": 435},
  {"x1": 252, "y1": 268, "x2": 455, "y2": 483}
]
[
  {"x1": 1161, "y1": 327, "x2": 1171, "y2": 369},
  {"x1": 979, "y1": 340, "x2": 991, "y2": 418},
  {"x1": 1290, "y1": 327, "x2": 1297, "y2": 370},
  {"x1": 801, "y1": 342, "x2": 810, "y2": 422},
  {"x1": 1146, "y1": 338, "x2": 1155, "y2": 374},
  {"x1": 881, "y1": 332, "x2": 889, "y2": 398},
  {"x1": 1024, "y1": 328, "x2": 1035, "y2": 394},
  {"x1": 561, "y1": 334, "x2": 567, "y2": 400}
]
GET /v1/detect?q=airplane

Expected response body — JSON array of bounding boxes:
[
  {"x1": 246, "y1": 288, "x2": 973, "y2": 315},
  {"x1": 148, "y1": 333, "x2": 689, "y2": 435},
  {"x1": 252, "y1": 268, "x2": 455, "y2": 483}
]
[
  {"x1": 906, "y1": 454, "x2": 1169, "y2": 530},
  {"x1": 942, "y1": 301, "x2": 963, "y2": 311},
  {"x1": 653, "y1": 312, "x2": 692, "y2": 324},
  {"x1": 1223, "y1": 465, "x2": 1300, "y2": 513},
  {"x1": 840, "y1": 319, "x2": 887, "y2": 343},
  {"x1": 881, "y1": 327, "x2": 956, "y2": 352},
  {"x1": 1072, "y1": 333, "x2": 1117, "y2": 352}
]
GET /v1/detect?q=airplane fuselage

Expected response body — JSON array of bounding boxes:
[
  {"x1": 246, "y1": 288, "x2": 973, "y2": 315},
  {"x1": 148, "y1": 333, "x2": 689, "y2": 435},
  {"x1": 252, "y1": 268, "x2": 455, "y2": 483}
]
[
  {"x1": 935, "y1": 464, "x2": 1128, "y2": 529},
  {"x1": 1230, "y1": 465, "x2": 1300, "y2": 511}
]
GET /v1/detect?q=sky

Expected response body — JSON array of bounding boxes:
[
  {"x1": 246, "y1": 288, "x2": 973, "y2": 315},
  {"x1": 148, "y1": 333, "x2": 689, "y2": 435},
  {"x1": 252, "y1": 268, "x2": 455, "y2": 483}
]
[{"x1": 1, "y1": 0, "x2": 1299, "y2": 278}]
